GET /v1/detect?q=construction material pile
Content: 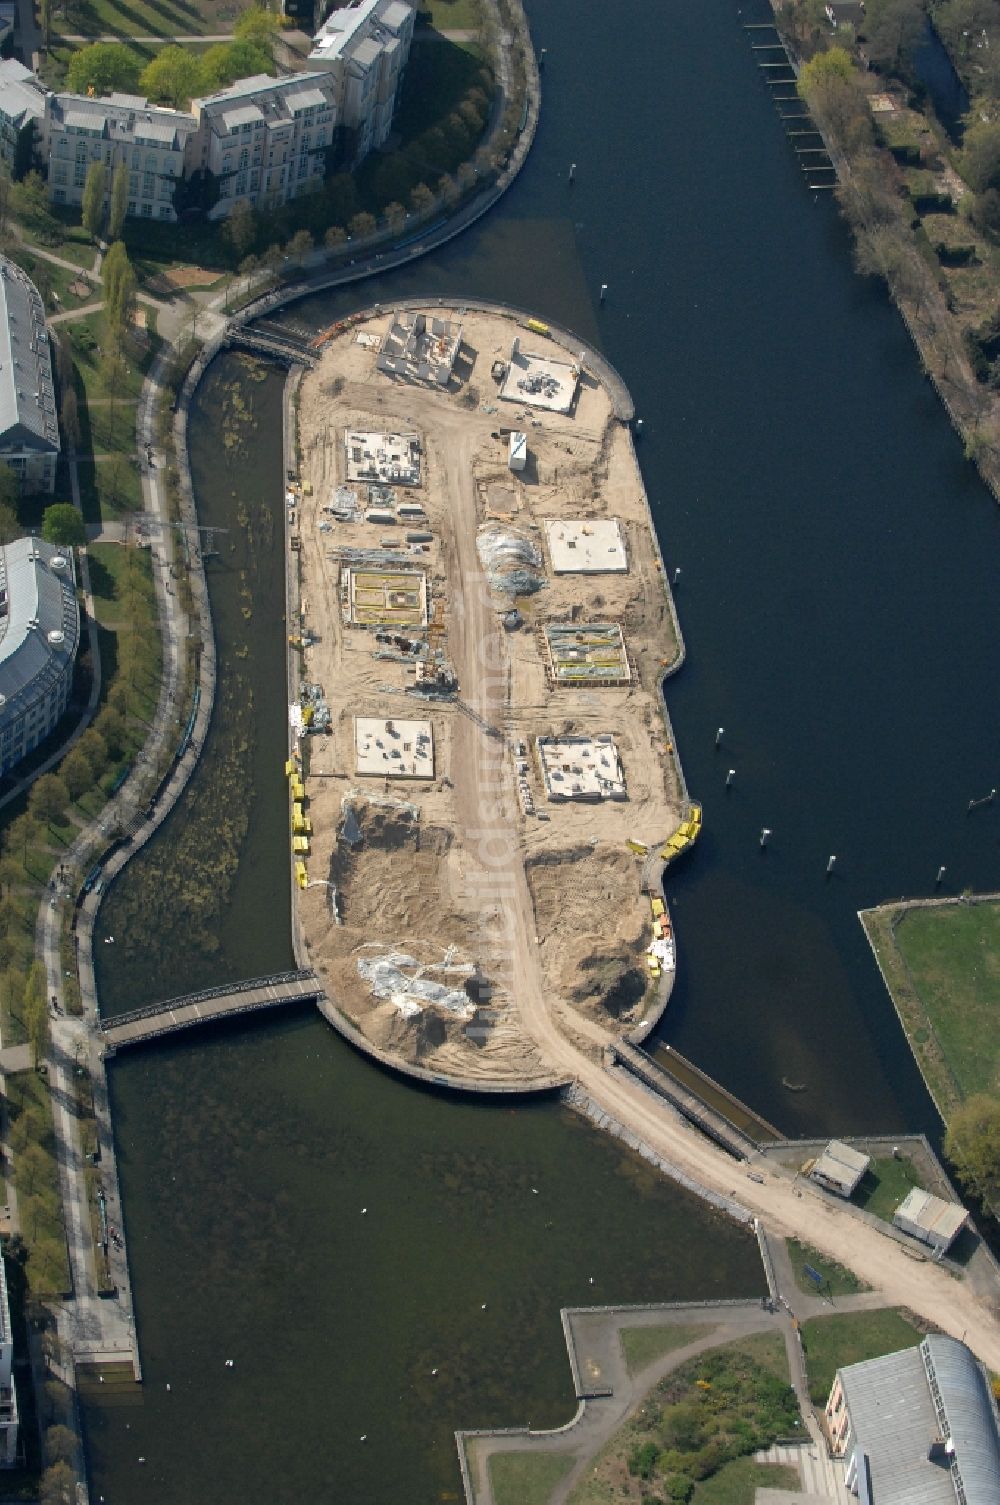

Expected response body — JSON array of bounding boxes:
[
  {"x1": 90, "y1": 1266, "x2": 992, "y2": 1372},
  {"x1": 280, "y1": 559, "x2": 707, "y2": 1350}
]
[{"x1": 476, "y1": 522, "x2": 546, "y2": 597}]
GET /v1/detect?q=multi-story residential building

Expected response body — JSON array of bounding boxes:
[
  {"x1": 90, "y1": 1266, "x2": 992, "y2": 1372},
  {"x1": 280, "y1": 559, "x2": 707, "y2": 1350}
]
[
  {"x1": 188, "y1": 72, "x2": 338, "y2": 219},
  {"x1": 0, "y1": 1256, "x2": 18, "y2": 1467},
  {"x1": 46, "y1": 92, "x2": 197, "y2": 222},
  {"x1": 0, "y1": 256, "x2": 60, "y2": 494},
  {"x1": 307, "y1": 0, "x2": 415, "y2": 160},
  {"x1": 0, "y1": 537, "x2": 80, "y2": 779},
  {"x1": 0, "y1": 59, "x2": 47, "y2": 174}
]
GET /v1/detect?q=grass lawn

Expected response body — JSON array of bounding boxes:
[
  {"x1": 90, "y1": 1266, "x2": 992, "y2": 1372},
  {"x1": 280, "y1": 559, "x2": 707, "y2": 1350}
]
[
  {"x1": 619, "y1": 1323, "x2": 712, "y2": 1376},
  {"x1": 800, "y1": 1309, "x2": 921, "y2": 1404},
  {"x1": 52, "y1": 0, "x2": 233, "y2": 42},
  {"x1": 394, "y1": 31, "x2": 487, "y2": 139},
  {"x1": 784, "y1": 1239, "x2": 868, "y2": 1296},
  {"x1": 893, "y1": 901, "x2": 1000, "y2": 1099},
  {"x1": 854, "y1": 1155, "x2": 926, "y2": 1224},
  {"x1": 0, "y1": 242, "x2": 93, "y2": 312},
  {"x1": 489, "y1": 1451, "x2": 573, "y2": 1505},
  {"x1": 693, "y1": 1457, "x2": 801, "y2": 1503},
  {"x1": 67, "y1": 314, "x2": 159, "y2": 404},
  {"x1": 88, "y1": 543, "x2": 161, "y2": 725},
  {"x1": 86, "y1": 401, "x2": 141, "y2": 458},
  {"x1": 419, "y1": 0, "x2": 483, "y2": 32},
  {"x1": 76, "y1": 457, "x2": 143, "y2": 524}
]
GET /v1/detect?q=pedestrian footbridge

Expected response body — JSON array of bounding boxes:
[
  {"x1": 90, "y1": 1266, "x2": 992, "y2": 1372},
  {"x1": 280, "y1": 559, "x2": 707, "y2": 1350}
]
[{"x1": 99, "y1": 970, "x2": 325, "y2": 1055}]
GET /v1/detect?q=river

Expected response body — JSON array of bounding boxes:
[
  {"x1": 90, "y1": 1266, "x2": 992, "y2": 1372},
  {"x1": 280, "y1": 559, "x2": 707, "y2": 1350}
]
[{"x1": 87, "y1": 0, "x2": 1000, "y2": 1498}]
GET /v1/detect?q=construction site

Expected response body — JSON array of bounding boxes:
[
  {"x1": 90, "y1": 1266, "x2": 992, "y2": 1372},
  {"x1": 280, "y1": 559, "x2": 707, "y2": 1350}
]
[{"x1": 290, "y1": 306, "x2": 686, "y2": 1087}]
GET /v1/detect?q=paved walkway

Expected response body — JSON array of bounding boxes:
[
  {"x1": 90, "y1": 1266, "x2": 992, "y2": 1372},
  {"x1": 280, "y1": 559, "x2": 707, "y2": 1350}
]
[{"x1": 49, "y1": 300, "x2": 103, "y2": 325}]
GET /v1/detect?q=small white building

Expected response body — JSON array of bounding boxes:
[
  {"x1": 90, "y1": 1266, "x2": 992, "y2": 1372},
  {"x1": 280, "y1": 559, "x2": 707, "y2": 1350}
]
[
  {"x1": 809, "y1": 1139, "x2": 870, "y2": 1199},
  {"x1": 0, "y1": 1255, "x2": 18, "y2": 1467},
  {"x1": 508, "y1": 432, "x2": 527, "y2": 472},
  {"x1": 893, "y1": 1187, "x2": 968, "y2": 1255},
  {"x1": 0, "y1": 538, "x2": 79, "y2": 777},
  {"x1": 355, "y1": 716, "x2": 433, "y2": 778}
]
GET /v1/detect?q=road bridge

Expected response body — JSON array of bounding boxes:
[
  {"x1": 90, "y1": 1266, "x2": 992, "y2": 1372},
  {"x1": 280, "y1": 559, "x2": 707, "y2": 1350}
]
[{"x1": 99, "y1": 970, "x2": 324, "y2": 1054}]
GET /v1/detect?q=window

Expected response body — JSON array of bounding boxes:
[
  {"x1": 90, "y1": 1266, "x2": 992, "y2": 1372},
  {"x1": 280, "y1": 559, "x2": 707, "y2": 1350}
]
[
  {"x1": 141, "y1": 202, "x2": 152, "y2": 216},
  {"x1": 158, "y1": 206, "x2": 171, "y2": 218}
]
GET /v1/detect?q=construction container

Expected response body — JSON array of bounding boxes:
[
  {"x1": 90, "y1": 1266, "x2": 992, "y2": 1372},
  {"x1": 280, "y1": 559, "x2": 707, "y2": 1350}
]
[
  {"x1": 509, "y1": 432, "x2": 527, "y2": 472},
  {"x1": 365, "y1": 509, "x2": 396, "y2": 525},
  {"x1": 405, "y1": 530, "x2": 433, "y2": 543}
]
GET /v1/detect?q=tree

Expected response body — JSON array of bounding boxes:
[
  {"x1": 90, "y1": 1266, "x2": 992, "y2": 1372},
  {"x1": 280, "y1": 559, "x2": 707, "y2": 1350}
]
[
  {"x1": 42, "y1": 504, "x2": 84, "y2": 547},
  {"x1": 223, "y1": 198, "x2": 257, "y2": 261},
  {"x1": 39, "y1": 1461, "x2": 75, "y2": 1505},
  {"x1": 77, "y1": 727, "x2": 108, "y2": 780},
  {"x1": 199, "y1": 38, "x2": 273, "y2": 92},
  {"x1": 108, "y1": 161, "x2": 128, "y2": 241},
  {"x1": 962, "y1": 118, "x2": 1000, "y2": 196},
  {"x1": 410, "y1": 181, "x2": 435, "y2": 215},
  {"x1": 945, "y1": 1094, "x2": 1000, "y2": 1203},
  {"x1": 100, "y1": 343, "x2": 128, "y2": 443},
  {"x1": 66, "y1": 42, "x2": 142, "y2": 98},
  {"x1": 233, "y1": 4, "x2": 282, "y2": 49},
  {"x1": 139, "y1": 45, "x2": 203, "y2": 110},
  {"x1": 23, "y1": 961, "x2": 48, "y2": 1068},
  {"x1": 285, "y1": 228, "x2": 313, "y2": 266},
  {"x1": 348, "y1": 210, "x2": 376, "y2": 239},
  {"x1": 39, "y1": 0, "x2": 51, "y2": 45},
  {"x1": 54, "y1": 333, "x2": 73, "y2": 395},
  {"x1": 0, "y1": 171, "x2": 10, "y2": 235},
  {"x1": 59, "y1": 389, "x2": 80, "y2": 451},
  {"x1": 81, "y1": 160, "x2": 107, "y2": 242},
  {"x1": 61, "y1": 748, "x2": 93, "y2": 801},
  {"x1": 0, "y1": 462, "x2": 17, "y2": 515},
  {"x1": 29, "y1": 774, "x2": 69, "y2": 825},
  {"x1": 43, "y1": 1426, "x2": 77, "y2": 1468},
  {"x1": 383, "y1": 200, "x2": 405, "y2": 231},
  {"x1": 864, "y1": 0, "x2": 927, "y2": 80},
  {"x1": 6, "y1": 813, "x2": 38, "y2": 866},
  {"x1": 797, "y1": 47, "x2": 872, "y2": 154},
  {"x1": 95, "y1": 706, "x2": 125, "y2": 757},
  {"x1": 324, "y1": 224, "x2": 347, "y2": 250},
  {"x1": 0, "y1": 502, "x2": 17, "y2": 544}
]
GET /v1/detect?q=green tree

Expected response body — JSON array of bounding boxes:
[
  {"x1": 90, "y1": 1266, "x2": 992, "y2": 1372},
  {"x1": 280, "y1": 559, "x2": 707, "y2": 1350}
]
[
  {"x1": 864, "y1": 0, "x2": 927, "y2": 80},
  {"x1": 77, "y1": 727, "x2": 108, "y2": 780},
  {"x1": 139, "y1": 44, "x2": 203, "y2": 109},
  {"x1": 43, "y1": 1425, "x2": 77, "y2": 1468},
  {"x1": 6, "y1": 813, "x2": 38, "y2": 867},
  {"x1": 324, "y1": 224, "x2": 347, "y2": 250},
  {"x1": 223, "y1": 198, "x2": 257, "y2": 261},
  {"x1": 945, "y1": 1093, "x2": 1000, "y2": 1203},
  {"x1": 233, "y1": 4, "x2": 282, "y2": 48},
  {"x1": 61, "y1": 748, "x2": 93, "y2": 801},
  {"x1": 410, "y1": 181, "x2": 435, "y2": 215},
  {"x1": 81, "y1": 160, "x2": 107, "y2": 242},
  {"x1": 39, "y1": 0, "x2": 51, "y2": 45},
  {"x1": 108, "y1": 161, "x2": 128, "y2": 241},
  {"x1": 797, "y1": 47, "x2": 872, "y2": 154},
  {"x1": 0, "y1": 170, "x2": 11, "y2": 234},
  {"x1": 23, "y1": 960, "x2": 48, "y2": 1068},
  {"x1": 39, "y1": 1461, "x2": 75, "y2": 1505},
  {"x1": 348, "y1": 210, "x2": 376, "y2": 239},
  {"x1": 42, "y1": 504, "x2": 84, "y2": 547},
  {"x1": 285, "y1": 227, "x2": 313, "y2": 266},
  {"x1": 66, "y1": 42, "x2": 142, "y2": 98},
  {"x1": 29, "y1": 773, "x2": 69, "y2": 825},
  {"x1": 199, "y1": 38, "x2": 273, "y2": 91},
  {"x1": 95, "y1": 706, "x2": 125, "y2": 757},
  {"x1": 100, "y1": 343, "x2": 128, "y2": 443},
  {"x1": 382, "y1": 200, "x2": 405, "y2": 231},
  {"x1": 961, "y1": 118, "x2": 1000, "y2": 195},
  {"x1": 0, "y1": 502, "x2": 17, "y2": 544}
]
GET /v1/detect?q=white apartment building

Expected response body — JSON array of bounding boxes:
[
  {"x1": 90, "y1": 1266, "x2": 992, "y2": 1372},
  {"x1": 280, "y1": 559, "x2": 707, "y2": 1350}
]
[
  {"x1": 0, "y1": 538, "x2": 79, "y2": 779},
  {"x1": 189, "y1": 72, "x2": 337, "y2": 220},
  {"x1": 46, "y1": 92, "x2": 197, "y2": 222},
  {"x1": 0, "y1": 256, "x2": 60, "y2": 493},
  {"x1": 308, "y1": 0, "x2": 415, "y2": 159},
  {"x1": 0, "y1": 1256, "x2": 18, "y2": 1467},
  {"x1": 0, "y1": 59, "x2": 47, "y2": 174}
]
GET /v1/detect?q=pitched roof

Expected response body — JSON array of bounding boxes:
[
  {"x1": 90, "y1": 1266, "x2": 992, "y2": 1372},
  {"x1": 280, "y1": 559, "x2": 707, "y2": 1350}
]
[
  {"x1": 0, "y1": 258, "x2": 59, "y2": 457},
  {"x1": 0, "y1": 538, "x2": 79, "y2": 718}
]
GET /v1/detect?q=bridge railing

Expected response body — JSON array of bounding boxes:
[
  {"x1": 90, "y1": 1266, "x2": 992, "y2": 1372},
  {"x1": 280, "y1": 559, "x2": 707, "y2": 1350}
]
[{"x1": 100, "y1": 969, "x2": 318, "y2": 1032}]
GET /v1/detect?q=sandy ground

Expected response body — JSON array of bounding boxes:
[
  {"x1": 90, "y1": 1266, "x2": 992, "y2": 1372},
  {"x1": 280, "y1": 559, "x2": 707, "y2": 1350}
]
[{"x1": 293, "y1": 309, "x2": 682, "y2": 1083}]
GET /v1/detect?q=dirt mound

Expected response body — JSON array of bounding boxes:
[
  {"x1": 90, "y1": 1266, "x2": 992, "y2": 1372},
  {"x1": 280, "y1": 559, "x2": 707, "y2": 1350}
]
[
  {"x1": 525, "y1": 844, "x2": 648, "y2": 1026},
  {"x1": 327, "y1": 802, "x2": 453, "y2": 931}
]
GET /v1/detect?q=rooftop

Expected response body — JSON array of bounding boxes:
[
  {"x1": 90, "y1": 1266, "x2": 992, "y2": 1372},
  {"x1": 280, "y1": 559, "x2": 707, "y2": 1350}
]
[
  {"x1": 51, "y1": 91, "x2": 195, "y2": 146},
  {"x1": 839, "y1": 1334, "x2": 1000, "y2": 1505},
  {"x1": 195, "y1": 71, "x2": 335, "y2": 131},
  {"x1": 536, "y1": 734, "x2": 627, "y2": 802},
  {"x1": 0, "y1": 538, "x2": 79, "y2": 718},
  {"x1": 544, "y1": 518, "x2": 627, "y2": 574},
  {"x1": 355, "y1": 716, "x2": 433, "y2": 778},
  {"x1": 0, "y1": 258, "x2": 60, "y2": 456},
  {"x1": 0, "y1": 59, "x2": 47, "y2": 130},
  {"x1": 894, "y1": 1187, "x2": 968, "y2": 1243},
  {"x1": 499, "y1": 339, "x2": 579, "y2": 413},
  {"x1": 309, "y1": 0, "x2": 413, "y2": 65}
]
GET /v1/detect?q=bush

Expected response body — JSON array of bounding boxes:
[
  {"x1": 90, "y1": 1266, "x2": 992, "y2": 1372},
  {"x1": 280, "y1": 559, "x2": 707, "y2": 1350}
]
[
  {"x1": 629, "y1": 1442, "x2": 659, "y2": 1480},
  {"x1": 935, "y1": 241, "x2": 976, "y2": 266}
]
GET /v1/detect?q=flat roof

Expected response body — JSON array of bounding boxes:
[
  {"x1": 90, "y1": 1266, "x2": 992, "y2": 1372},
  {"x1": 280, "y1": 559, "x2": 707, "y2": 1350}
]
[
  {"x1": 536, "y1": 734, "x2": 626, "y2": 802},
  {"x1": 811, "y1": 1139, "x2": 870, "y2": 1192},
  {"x1": 355, "y1": 716, "x2": 433, "y2": 778},
  {"x1": 0, "y1": 258, "x2": 60, "y2": 455},
  {"x1": 894, "y1": 1187, "x2": 968, "y2": 1241},
  {"x1": 499, "y1": 341, "x2": 579, "y2": 413},
  {"x1": 544, "y1": 519, "x2": 627, "y2": 574},
  {"x1": 345, "y1": 430, "x2": 422, "y2": 487}
]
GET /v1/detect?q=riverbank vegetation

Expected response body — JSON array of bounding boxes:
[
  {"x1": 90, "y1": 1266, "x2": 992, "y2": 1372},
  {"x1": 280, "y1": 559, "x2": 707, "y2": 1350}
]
[
  {"x1": 777, "y1": 0, "x2": 1000, "y2": 489},
  {"x1": 563, "y1": 1334, "x2": 800, "y2": 1505}
]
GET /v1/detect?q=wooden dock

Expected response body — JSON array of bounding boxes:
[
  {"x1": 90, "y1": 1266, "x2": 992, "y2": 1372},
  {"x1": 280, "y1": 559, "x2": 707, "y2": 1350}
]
[{"x1": 100, "y1": 970, "x2": 324, "y2": 1054}]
